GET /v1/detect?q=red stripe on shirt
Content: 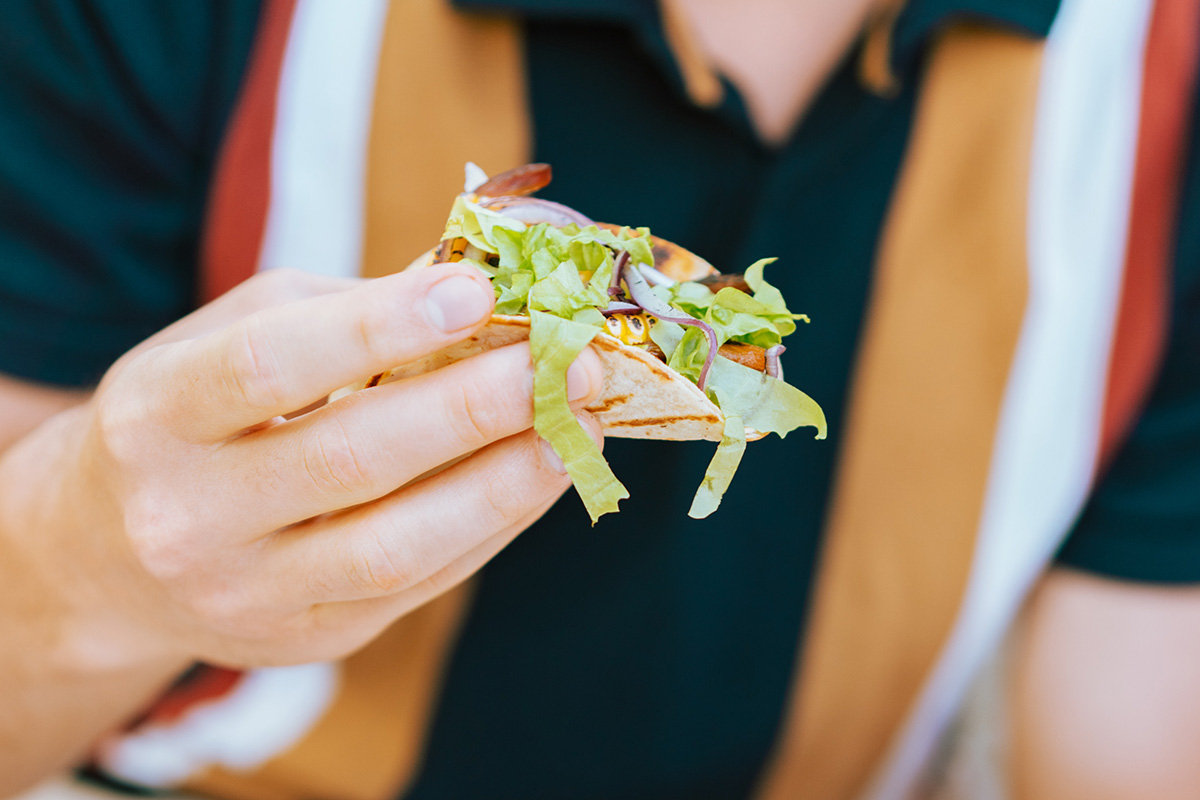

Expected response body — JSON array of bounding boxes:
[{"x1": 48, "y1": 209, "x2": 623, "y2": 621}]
[
  {"x1": 1099, "y1": 0, "x2": 1200, "y2": 468},
  {"x1": 140, "y1": 666, "x2": 246, "y2": 726},
  {"x1": 198, "y1": 0, "x2": 297, "y2": 303}
]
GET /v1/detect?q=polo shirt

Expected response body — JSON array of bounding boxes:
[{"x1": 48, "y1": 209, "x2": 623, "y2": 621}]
[{"x1": 3, "y1": 1, "x2": 1199, "y2": 797}]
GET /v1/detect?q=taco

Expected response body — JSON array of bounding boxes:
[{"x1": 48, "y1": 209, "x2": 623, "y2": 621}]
[{"x1": 369, "y1": 163, "x2": 826, "y2": 521}]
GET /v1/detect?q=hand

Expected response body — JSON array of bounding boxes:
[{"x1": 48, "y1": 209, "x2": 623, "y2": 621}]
[{"x1": 3, "y1": 264, "x2": 601, "y2": 672}]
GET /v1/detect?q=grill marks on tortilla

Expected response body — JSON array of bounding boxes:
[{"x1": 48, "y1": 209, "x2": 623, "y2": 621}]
[
  {"x1": 590, "y1": 393, "x2": 632, "y2": 412},
  {"x1": 388, "y1": 209, "x2": 775, "y2": 441},
  {"x1": 607, "y1": 414, "x2": 723, "y2": 427},
  {"x1": 359, "y1": 316, "x2": 732, "y2": 442}
]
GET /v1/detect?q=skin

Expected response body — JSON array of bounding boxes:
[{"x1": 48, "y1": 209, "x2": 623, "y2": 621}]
[
  {"x1": 3, "y1": 1, "x2": 1198, "y2": 795},
  {"x1": 0, "y1": 265, "x2": 602, "y2": 793},
  {"x1": 674, "y1": 0, "x2": 889, "y2": 144},
  {"x1": 1009, "y1": 570, "x2": 1200, "y2": 799}
]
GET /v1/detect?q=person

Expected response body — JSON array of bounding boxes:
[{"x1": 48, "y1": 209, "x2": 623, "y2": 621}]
[{"x1": 2, "y1": 0, "x2": 1200, "y2": 798}]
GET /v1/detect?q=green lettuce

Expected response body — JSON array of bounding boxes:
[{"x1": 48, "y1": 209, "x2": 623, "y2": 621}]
[
  {"x1": 443, "y1": 195, "x2": 525, "y2": 253},
  {"x1": 441, "y1": 197, "x2": 825, "y2": 522},
  {"x1": 688, "y1": 409, "x2": 747, "y2": 519},
  {"x1": 652, "y1": 320, "x2": 826, "y2": 515},
  {"x1": 529, "y1": 311, "x2": 628, "y2": 522},
  {"x1": 658, "y1": 258, "x2": 810, "y2": 377}
]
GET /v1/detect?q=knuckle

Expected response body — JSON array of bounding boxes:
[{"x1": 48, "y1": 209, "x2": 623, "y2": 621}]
[
  {"x1": 476, "y1": 462, "x2": 531, "y2": 530},
  {"x1": 224, "y1": 313, "x2": 288, "y2": 411},
  {"x1": 94, "y1": 391, "x2": 143, "y2": 464},
  {"x1": 475, "y1": 436, "x2": 569, "y2": 529},
  {"x1": 124, "y1": 496, "x2": 195, "y2": 583},
  {"x1": 346, "y1": 522, "x2": 415, "y2": 596},
  {"x1": 353, "y1": 293, "x2": 403, "y2": 366},
  {"x1": 444, "y1": 380, "x2": 501, "y2": 447},
  {"x1": 302, "y1": 567, "x2": 341, "y2": 604},
  {"x1": 301, "y1": 416, "x2": 372, "y2": 496}
]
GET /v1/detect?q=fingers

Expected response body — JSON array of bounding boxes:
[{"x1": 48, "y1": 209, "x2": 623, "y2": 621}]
[
  {"x1": 301, "y1": 494, "x2": 561, "y2": 651},
  {"x1": 215, "y1": 343, "x2": 602, "y2": 533},
  {"x1": 117, "y1": 269, "x2": 361, "y2": 366},
  {"x1": 155, "y1": 263, "x2": 496, "y2": 441},
  {"x1": 258, "y1": 414, "x2": 602, "y2": 607}
]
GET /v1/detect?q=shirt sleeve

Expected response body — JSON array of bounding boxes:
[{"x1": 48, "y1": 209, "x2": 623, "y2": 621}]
[
  {"x1": 0, "y1": 0, "x2": 259, "y2": 387},
  {"x1": 1056, "y1": 127, "x2": 1200, "y2": 583}
]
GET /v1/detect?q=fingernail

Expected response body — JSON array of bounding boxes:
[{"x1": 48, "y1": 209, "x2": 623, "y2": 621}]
[
  {"x1": 566, "y1": 354, "x2": 595, "y2": 401},
  {"x1": 539, "y1": 438, "x2": 568, "y2": 474},
  {"x1": 425, "y1": 275, "x2": 493, "y2": 333}
]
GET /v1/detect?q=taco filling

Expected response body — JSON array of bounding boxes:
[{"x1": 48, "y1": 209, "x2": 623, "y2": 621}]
[{"x1": 374, "y1": 163, "x2": 826, "y2": 522}]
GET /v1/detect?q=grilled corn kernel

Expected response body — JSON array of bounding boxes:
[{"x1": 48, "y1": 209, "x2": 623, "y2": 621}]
[
  {"x1": 604, "y1": 313, "x2": 652, "y2": 345},
  {"x1": 447, "y1": 237, "x2": 468, "y2": 262}
]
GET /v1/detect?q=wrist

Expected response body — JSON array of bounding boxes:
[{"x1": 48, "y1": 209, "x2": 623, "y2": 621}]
[{"x1": 0, "y1": 407, "x2": 193, "y2": 674}]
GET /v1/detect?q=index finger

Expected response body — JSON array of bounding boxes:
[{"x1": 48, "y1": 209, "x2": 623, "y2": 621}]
[{"x1": 159, "y1": 263, "x2": 495, "y2": 441}]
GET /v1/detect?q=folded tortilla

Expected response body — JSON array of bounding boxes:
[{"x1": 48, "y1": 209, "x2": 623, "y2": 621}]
[{"x1": 366, "y1": 237, "x2": 763, "y2": 443}]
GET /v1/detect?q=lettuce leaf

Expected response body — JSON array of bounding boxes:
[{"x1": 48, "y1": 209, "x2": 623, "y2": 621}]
[
  {"x1": 653, "y1": 319, "x2": 826, "y2": 514},
  {"x1": 651, "y1": 319, "x2": 826, "y2": 437},
  {"x1": 528, "y1": 259, "x2": 608, "y2": 318},
  {"x1": 743, "y1": 258, "x2": 792, "y2": 313},
  {"x1": 688, "y1": 410, "x2": 747, "y2": 519},
  {"x1": 708, "y1": 353, "x2": 827, "y2": 440},
  {"x1": 443, "y1": 196, "x2": 526, "y2": 252},
  {"x1": 662, "y1": 258, "x2": 809, "y2": 352},
  {"x1": 442, "y1": 194, "x2": 824, "y2": 521},
  {"x1": 529, "y1": 310, "x2": 628, "y2": 523}
]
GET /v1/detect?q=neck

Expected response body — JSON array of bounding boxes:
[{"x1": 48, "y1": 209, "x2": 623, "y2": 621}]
[{"x1": 669, "y1": 0, "x2": 887, "y2": 145}]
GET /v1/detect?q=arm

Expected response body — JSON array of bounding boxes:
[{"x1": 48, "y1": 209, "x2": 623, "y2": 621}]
[
  {"x1": 0, "y1": 266, "x2": 602, "y2": 795},
  {"x1": 0, "y1": 375, "x2": 170, "y2": 790},
  {"x1": 1009, "y1": 568, "x2": 1200, "y2": 800}
]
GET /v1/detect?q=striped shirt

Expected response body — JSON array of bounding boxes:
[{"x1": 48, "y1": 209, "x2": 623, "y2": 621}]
[{"x1": 3, "y1": 0, "x2": 1200, "y2": 797}]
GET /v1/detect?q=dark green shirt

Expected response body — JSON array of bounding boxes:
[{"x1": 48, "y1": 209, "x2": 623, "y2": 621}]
[{"x1": 5, "y1": 1, "x2": 1200, "y2": 798}]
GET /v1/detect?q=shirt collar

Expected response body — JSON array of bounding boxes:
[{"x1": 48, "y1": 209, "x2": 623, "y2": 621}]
[
  {"x1": 453, "y1": 0, "x2": 714, "y2": 108},
  {"x1": 889, "y1": 0, "x2": 1062, "y2": 76},
  {"x1": 451, "y1": 0, "x2": 1063, "y2": 120},
  {"x1": 454, "y1": 0, "x2": 655, "y2": 25}
]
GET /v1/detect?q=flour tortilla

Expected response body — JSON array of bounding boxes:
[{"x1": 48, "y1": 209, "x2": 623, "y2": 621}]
[{"x1": 369, "y1": 235, "x2": 764, "y2": 443}]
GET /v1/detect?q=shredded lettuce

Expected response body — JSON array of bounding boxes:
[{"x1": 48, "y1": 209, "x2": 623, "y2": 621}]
[
  {"x1": 442, "y1": 196, "x2": 824, "y2": 521},
  {"x1": 529, "y1": 311, "x2": 629, "y2": 522},
  {"x1": 652, "y1": 320, "x2": 826, "y2": 514},
  {"x1": 443, "y1": 195, "x2": 525, "y2": 253},
  {"x1": 651, "y1": 320, "x2": 826, "y2": 439},
  {"x1": 660, "y1": 257, "x2": 809, "y2": 355},
  {"x1": 688, "y1": 409, "x2": 747, "y2": 519}
]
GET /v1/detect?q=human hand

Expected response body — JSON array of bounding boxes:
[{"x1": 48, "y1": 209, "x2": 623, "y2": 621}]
[{"x1": 3, "y1": 264, "x2": 601, "y2": 672}]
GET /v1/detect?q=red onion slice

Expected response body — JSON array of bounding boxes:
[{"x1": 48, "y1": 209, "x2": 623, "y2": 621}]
[
  {"x1": 765, "y1": 345, "x2": 786, "y2": 379},
  {"x1": 637, "y1": 264, "x2": 677, "y2": 287},
  {"x1": 609, "y1": 250, "x2": 629, "y2": 297},
  {"x1": 623, "y1": 262, "x2": 719, "y2": 391},
  {"x1": 473, "y1": 163, "x2": 552, "y2": 197},
  {"x1": 601, "y1": 301, "x2": 643, "y2": 316},
  {"x1": 479, "y1": 196, "x2": 595, "y2": 227}
]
